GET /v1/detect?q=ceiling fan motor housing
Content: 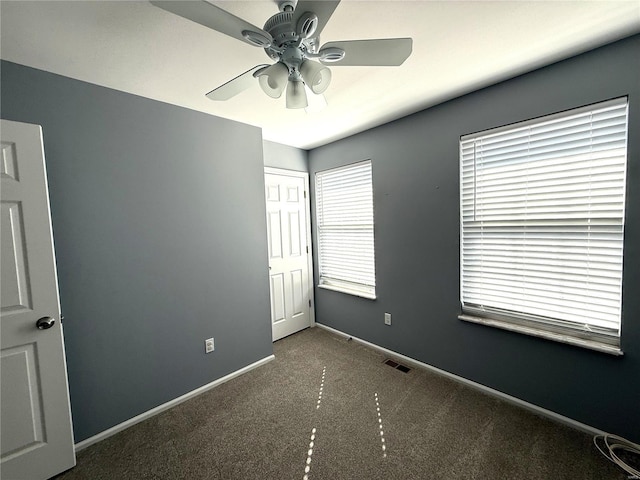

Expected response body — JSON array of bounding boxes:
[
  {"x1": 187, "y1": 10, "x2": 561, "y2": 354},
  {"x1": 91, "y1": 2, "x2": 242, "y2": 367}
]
[
  {"x1": 263, "y1": 11, "x2": 318, "y2": 60},
  {"x1": 264, "y1": 12, "x2": 296, "y2": 53}
]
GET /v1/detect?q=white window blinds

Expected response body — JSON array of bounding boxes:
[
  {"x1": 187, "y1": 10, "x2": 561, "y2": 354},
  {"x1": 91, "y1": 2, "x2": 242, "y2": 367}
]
[
  {"x1": 316, "y1": 160, "x2": 376, "y2": 298},
  {"x1": 460, "y1": 97, "x2": 628, "y2": 345}
]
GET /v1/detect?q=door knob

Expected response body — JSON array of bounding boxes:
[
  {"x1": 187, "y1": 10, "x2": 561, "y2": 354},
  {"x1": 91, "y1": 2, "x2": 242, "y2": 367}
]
[{"x1": 36, "y1": 316, "x2": 55, "y2": 330}]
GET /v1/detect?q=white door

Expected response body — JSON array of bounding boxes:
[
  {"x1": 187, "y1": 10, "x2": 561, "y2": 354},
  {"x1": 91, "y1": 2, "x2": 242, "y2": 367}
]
[
  {"x1": 264, "y1": 169, "x2": 313, "y2": 341},
  {"x1": 1, "y1": 120, "x2": 75, "y2": 479}
]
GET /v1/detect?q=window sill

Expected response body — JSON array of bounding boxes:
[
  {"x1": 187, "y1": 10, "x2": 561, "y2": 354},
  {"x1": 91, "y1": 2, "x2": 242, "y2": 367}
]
[
  {"x1": 318, "y1": 284, "x2": 376, "y2": 300},
  {"x1": 458, "y1": 314, "x2": 623, "y2": 356}
]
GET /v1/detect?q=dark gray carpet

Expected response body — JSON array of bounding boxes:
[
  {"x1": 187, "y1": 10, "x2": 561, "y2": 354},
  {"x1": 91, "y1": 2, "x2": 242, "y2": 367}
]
[{"x1": 54, "y1": 327, "x2": 625, "y2": 479}]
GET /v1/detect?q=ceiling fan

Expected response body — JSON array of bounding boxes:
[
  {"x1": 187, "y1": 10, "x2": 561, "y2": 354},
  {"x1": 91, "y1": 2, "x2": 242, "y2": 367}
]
[{"x1": 150, "y1": 0, "x2": 413, "y2": 109}]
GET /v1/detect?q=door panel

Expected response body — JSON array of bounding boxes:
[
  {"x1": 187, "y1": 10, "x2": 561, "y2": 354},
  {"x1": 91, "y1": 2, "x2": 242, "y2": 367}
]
[
  {"x1": 1, "y1": 345, "x2": 45, "y2": 455},
  {"x1": 1, "y1": 202, "x2": 32, "y2": 312},
  {"x1": 270, "y1": 273, "x2": 286, "y2": 324},
  {"x1": 290, "y1": 269, "x2": 304, "y2": 317},
  {"x1": 288, "y1": 211, "x2": 301, "y2": 256},
  {"x1": 2, "y1": 141, "x2": 19, "y2": 180},
  {"x1": 265, "y1": 171, "x2": 312, "y2": 341},
  {"x1": 286, "y1": 186, "x2": 298, "y2": 203},
  {"x1": 1, "y1": 120, "x2": 75, "y2": 479},
  {"x1": 267, "y1": 211, "x2": 283, "y2": 259}
]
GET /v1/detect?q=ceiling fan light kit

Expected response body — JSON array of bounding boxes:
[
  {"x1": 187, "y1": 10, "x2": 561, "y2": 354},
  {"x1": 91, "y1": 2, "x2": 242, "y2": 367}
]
[
  {"x1": 300, "y1": 59, "x2": 331, "y2": 94},
  {"x1": 151, "y1": 0, "x2": 413, "y2": 109},
  {"x1": 256, "y1": 62, "x2": 289, "y2": 98},
  {"x1": 286, "y1": 77, "x2": 308, "y2": 109}
]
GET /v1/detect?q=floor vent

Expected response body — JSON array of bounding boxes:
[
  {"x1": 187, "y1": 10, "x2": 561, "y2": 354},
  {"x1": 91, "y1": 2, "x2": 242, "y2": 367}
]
[{"x1": 383, "y1": 359, "x2": 411, "y2": 373}]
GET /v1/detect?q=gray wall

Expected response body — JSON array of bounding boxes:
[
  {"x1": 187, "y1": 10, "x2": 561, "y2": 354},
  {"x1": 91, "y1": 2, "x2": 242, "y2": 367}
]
[
  {"x1": 308, "y1": 35, "x2": 640, "y2": 442},
  {"x1": 1, "y1": 61, "x2": 273, "y2": 442},
  {"x1": 263, "y1": 140, "x2": 308, "y2": 172}
]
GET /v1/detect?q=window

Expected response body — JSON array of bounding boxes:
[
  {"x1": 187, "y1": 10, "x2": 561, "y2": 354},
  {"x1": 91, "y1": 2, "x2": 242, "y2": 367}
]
[
  {"x1": 459, "y1": 97, "x2": 628, "y2": 354},
  {"x1": 315, "y1": 160, "x2": 376, "y2": 299}
]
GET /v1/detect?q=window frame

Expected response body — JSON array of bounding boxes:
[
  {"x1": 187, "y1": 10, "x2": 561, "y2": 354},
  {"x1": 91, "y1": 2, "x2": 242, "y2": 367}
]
[
  {"x1": 315, "y1": 160, "x2": 376, "y2": 300},
  {"x1": 459, "y1": 97, "x2": 628, "y2": 355}
]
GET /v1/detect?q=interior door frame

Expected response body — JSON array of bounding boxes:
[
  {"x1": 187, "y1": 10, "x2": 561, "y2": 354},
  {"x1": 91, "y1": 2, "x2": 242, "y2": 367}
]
[{"x1": 264, "y1": 167, "x2": 316, "y2": 330}]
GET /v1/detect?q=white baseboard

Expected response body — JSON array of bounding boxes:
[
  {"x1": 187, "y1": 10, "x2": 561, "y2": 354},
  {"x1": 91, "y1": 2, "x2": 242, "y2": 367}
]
[
  {"x1": 75, "y1": 354, "x2": 275, "y2": 451},
  {"x1": 315, "y1": 323, "x2": 606, "y2": 438}
]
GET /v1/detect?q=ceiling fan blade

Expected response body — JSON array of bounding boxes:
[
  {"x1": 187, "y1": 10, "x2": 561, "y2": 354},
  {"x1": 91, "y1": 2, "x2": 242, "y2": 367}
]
[
  {"x1": 293, "y1": 0, "x2": 340, "y2": 38},
  {"x1": 206, "y1": 65, "x2": 269, "y2": 101},
  {"x1": 150, "y1": 1, "x2": 273, "y2": 47},
  {"x1": 320, "y1": 38, "x2": 413, "y2": 66}
]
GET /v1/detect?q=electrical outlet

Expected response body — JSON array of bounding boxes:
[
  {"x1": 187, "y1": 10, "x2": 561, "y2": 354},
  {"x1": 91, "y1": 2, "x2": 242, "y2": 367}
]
[
  {"x1": 205, "y1": 337, "x2": 215, "y2": 353},
  {"x1": 384, "y1": 313, "x2": 392, "y2": 326}
]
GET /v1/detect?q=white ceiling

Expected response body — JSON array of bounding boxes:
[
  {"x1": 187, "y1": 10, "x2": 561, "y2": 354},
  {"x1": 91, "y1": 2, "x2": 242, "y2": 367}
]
[{"x1": 1, "y1": 1, "x2": 639, "y2": 149}]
